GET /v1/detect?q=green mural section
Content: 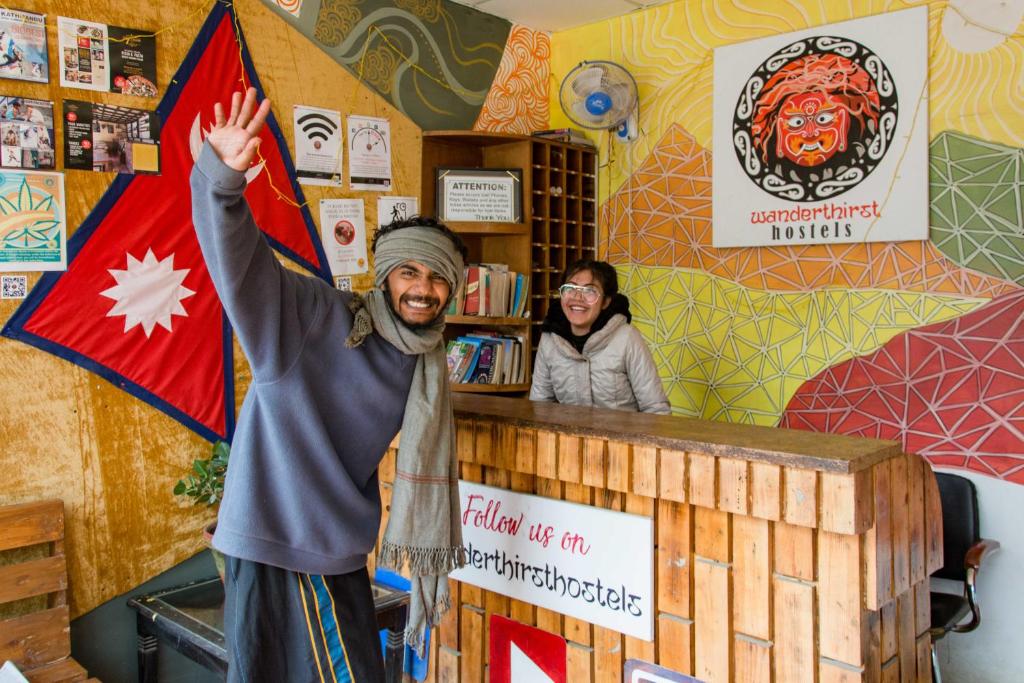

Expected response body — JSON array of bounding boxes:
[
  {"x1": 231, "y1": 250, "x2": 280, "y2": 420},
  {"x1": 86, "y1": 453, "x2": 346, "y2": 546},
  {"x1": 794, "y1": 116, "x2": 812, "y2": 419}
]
[
  {"x1": 930, "y1": 131, "x2": 1024, "y2": 286},
  {"x1": 261, "y1": 0, "x2": 509, "y2": 130},
  {"x1": 620, "y1": 265, "x2": 986, "y2": 426}
]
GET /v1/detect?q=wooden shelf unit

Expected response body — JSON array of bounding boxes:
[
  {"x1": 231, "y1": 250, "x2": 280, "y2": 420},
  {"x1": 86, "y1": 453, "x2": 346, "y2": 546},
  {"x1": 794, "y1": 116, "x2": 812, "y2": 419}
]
[{"x1": 422, "y1": 131, "x2": 597, "y2": 392}]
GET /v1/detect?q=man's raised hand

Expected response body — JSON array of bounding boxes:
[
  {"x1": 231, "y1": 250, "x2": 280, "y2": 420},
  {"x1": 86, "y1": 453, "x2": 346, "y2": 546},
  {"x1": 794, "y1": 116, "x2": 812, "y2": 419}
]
[{"x1": 206, "y1": 88, "x2": 271, "y2": 172}]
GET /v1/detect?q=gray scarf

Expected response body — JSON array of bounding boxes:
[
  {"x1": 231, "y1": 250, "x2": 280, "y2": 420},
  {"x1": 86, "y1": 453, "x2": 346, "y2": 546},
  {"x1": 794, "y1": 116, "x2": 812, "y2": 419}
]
[{"x1": 345, "y1": 226, "x2": 466, "y2": 655}]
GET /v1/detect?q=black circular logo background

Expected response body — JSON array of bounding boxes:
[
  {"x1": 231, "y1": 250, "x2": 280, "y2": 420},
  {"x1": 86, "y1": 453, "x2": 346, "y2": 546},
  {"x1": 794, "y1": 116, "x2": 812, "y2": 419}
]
[{"x1": 732, "y1": 36, "x2": 899, "y2": 202}]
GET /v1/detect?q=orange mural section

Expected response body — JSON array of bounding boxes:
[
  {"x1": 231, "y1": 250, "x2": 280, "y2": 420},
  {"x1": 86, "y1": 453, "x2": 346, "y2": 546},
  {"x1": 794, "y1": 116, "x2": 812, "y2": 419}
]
[
  {"x1": 602, "y1": 125, "x2": 1019, "y2": 298},
  {"x1": 473, "y1": 25, "x2": 550, "y2": 134}
]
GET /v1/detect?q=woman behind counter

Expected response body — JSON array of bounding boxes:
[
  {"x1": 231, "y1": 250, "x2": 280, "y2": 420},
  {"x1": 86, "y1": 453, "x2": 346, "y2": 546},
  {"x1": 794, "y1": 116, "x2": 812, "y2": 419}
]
[{"x1": 530, "y1": 259, "x2": 670, "y2": 414}]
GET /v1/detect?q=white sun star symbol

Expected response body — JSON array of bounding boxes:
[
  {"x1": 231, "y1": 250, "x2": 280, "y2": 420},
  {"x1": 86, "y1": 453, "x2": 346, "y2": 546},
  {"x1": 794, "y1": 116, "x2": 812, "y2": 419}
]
[{"x1": 100, "y1": 249, "x2": 196, "y2": 337}]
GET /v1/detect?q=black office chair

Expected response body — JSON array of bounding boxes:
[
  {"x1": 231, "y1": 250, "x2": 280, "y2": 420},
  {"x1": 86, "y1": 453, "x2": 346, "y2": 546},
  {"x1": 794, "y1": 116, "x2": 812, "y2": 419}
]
[{"x1": 929, "y1": 472, "x2": 1000, "y2": 683}]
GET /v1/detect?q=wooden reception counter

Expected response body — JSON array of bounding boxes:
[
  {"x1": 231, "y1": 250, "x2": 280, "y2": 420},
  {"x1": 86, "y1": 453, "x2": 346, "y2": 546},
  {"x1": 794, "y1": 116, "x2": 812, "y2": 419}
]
[{"x1": 376, "y1": 395, "x2": 942, "y2": 683}]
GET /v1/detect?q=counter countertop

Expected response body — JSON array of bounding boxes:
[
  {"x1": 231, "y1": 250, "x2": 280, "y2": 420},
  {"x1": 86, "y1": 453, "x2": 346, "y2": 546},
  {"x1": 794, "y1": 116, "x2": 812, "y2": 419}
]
[{"x1": 453, "y1": 394, "x2": 900, "y2": 473}]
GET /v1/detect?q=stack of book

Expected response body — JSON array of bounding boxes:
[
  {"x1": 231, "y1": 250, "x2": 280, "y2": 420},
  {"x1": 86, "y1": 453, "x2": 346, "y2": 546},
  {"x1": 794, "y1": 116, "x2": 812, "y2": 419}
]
[
  {"x1": 446, "y1": 332, "x2": 527, "y2": 386},
  {"x1": 531, "y1": 127, "x2": 594, "y2": 147},
  {"x1": 447, "y1": 263, "x2": 529, "y2": 318}
]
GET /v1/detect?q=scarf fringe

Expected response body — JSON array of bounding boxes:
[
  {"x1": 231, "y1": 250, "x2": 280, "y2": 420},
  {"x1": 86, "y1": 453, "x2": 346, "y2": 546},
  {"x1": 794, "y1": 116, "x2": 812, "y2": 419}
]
[
  {"x1": 404, "y1": 592, "x2": 453, "y2": 657},
  {"x1": 378, "y1": 541, "x2": 468, "y2": 576}
]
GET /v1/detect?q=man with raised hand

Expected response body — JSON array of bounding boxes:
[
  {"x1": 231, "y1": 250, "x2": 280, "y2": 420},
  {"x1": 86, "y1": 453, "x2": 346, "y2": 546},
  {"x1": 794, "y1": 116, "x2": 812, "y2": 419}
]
[{"x1": 191, "y1": 88, "x2": 467, "y2": 682}]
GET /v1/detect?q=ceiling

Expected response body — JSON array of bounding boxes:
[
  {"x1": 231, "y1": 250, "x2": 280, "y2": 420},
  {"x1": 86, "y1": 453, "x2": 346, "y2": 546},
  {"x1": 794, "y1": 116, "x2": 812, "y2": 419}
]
[{"x1": 450, "y1": 0, "x2": 674, "y2": 33}]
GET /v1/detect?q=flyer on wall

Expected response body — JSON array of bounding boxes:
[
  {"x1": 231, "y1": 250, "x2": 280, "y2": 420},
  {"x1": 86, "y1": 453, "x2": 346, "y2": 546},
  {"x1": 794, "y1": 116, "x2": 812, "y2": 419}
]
[
  {"x1": 293, "y1": 104, "x2": 342, "y2": 186},
  {"x1": 320, "y1": 199, "x2": 368, "y2": 276},
  {"x1": 63, "y1": 100, "x2": 160, "y2": 174},
  {"x1": 58, "y1": 17, "x2": 157, "y2": 96},
  {"x1": 0, "y1": 170, "x2": 67, "y2": 272},
  {"x1": 347, "y1": 115, "x2": 392, "y2": 191},
  {"x1": 0, "y1": 9, "x2": 48, "y2": 83},
  {"x1": 377, "y1": 196, "x2": 418, "y2": 229},
  {"x1": 0, "y1": 96, "x2": 55, "y2": 170}
]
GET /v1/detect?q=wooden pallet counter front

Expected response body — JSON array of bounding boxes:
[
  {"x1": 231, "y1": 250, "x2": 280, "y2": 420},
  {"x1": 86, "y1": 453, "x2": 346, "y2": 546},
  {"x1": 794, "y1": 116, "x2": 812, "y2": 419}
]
[{"x1": 376, "y1": 396, "x2": 942, "y2": 683}]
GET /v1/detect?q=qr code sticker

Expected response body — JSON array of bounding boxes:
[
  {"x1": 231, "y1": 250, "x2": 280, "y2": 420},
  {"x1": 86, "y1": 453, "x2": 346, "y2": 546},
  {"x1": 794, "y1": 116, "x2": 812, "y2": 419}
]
[
  {"x1": 335, "y1": 276, "x2": 352, "y2": 292},
  {"x1": 1, "y1": 275, "x2": 27, "y2": 299}
]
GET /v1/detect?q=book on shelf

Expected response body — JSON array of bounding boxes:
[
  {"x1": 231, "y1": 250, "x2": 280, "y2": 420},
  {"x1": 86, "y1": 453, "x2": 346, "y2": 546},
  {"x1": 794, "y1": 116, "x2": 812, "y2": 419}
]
[
  {"x1": 446, "y1": 337, "x2": 482, "y2": 383},
  {"x1": 449, "y1": 330, "x2": 525, "y2": 385},
  {"x1": 448, "y1": 263, "x2": 528, "y2": 319}
]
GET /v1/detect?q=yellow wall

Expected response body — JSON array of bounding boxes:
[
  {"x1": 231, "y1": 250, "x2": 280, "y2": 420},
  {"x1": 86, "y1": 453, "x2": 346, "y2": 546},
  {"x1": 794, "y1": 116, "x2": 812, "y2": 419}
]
[{"x1": 0, "y1": 0, "x2": 422, "y2": 616}]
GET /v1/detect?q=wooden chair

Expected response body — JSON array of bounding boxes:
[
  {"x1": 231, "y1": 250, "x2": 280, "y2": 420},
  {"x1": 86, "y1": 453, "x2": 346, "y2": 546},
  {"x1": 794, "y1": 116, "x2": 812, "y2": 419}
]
[{"x1": 0, "y1": 499, "x2": 99, "y2": 682}]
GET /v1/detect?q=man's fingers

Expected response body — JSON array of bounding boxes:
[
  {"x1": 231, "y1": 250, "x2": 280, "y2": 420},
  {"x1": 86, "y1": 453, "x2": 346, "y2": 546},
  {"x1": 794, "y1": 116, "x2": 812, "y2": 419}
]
[
  {"x1": 244, "y1": 98, "x2": 271, "y2": 137},
  {"x1": 226, "y1": 91, "x2": 242, "y2": 126},
  {"x1": 213, "y1": 102, "x2": 225, "y2": 128}
]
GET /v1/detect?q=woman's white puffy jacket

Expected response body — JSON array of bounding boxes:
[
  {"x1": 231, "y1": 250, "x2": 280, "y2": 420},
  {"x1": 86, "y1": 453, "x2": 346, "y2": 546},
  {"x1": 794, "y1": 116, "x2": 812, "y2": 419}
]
[{"x1": 530, "y1": 312, "x2": 671, "y2": 414}]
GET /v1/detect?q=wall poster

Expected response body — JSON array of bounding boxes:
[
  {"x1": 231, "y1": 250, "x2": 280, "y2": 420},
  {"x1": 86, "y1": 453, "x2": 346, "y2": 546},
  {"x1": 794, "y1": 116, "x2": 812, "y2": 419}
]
[
  {"x1": 0, "y1": 170, "x2": 66, "y2": 272},
  {"x1": 0, "y1": 9, "x2": 47, "y2": 83},
  {"x1": 320, "y1": 198, "x2": 368, "y2": 276},
  {"x1": 0, "y1": 96, "x2": 54, "y2": 170},
  {"x1": 712, "y1": 7, "x2": 928, "y2": 247},
  {"x1": 58, "y1": 16, "x2": 157, "y2": 96},
  {"x1": 293, "y1": 104, "x2": 342, "y2": 186},
  {"x1": 347, "y1": 115, "x2": 392, "y2": 191},
  {"x1": 62, "y1": 100, "x2": 160, "y2": 174}
]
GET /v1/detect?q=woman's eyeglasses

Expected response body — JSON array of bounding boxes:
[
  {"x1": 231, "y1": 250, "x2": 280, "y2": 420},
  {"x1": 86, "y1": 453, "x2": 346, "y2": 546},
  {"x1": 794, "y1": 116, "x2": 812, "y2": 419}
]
[{"x1": 558, "y1": 283, "x2": 602, "y2": 304}]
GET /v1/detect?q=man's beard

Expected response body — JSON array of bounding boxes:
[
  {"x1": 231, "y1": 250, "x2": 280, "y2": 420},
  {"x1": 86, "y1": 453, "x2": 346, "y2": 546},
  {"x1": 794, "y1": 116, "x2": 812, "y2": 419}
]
[{"x1": 384, "y1": 284, "x2": 444, "y2": 330}]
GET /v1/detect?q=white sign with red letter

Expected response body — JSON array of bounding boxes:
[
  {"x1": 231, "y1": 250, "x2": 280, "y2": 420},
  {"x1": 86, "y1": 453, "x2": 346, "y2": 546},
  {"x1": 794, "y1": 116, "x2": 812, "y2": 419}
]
[{"x1": 451, "y1": 481, "x2": 654, "y2": 640}]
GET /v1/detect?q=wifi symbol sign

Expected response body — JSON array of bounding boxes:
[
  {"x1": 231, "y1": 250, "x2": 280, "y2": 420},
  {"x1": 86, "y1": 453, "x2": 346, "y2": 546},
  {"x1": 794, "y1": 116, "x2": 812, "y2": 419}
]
[{"x1": 297, "y1": 112, "x2": 338, "y2": 143}]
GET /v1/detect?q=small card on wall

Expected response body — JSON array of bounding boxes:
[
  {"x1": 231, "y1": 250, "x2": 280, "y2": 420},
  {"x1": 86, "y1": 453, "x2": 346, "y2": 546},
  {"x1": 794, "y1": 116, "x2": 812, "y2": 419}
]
[
  {"x1": 347, "y1": 115, "x2": 392, "y2": 191},
  {"x1": 320, "y1": 199, "x2": 368, "y2": 276},
  {"x1": 376, "y1": 196, "x2": 418, "y2": 229},
  {"x1": 294, "y1": 105, "x2": 342, "y2": 187}
]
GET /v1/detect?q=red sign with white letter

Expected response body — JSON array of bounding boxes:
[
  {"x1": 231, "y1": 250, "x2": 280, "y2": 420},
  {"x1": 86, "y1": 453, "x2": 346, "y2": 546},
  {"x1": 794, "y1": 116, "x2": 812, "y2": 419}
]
[{"x1": 489, "y1": 615, "x2": 565, "y2": 683}]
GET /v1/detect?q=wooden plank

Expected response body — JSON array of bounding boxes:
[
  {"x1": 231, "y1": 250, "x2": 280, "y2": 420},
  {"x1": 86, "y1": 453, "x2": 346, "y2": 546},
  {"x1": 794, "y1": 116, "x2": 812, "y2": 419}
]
[
  {"x1": 566, "y1": 642, "x2": 594, "y2": 681},
  {"x1": 915, "y1": 635, "x2": 931, "y2": 683},
  {"x1": 818, "y1": 530, "x2": 866, "y2": 667},
  {"x1": 913, "y1": 581, "x2": 930, "y2": 638},
  {"x1": 583, "y1": 438, "x2": 607, "y2": 489},
  {"x1": 890, "y1": 456, "x2": 911, "y2": 598},
  {"x1": 563, "y1": 482, "x2": 593, "y2": 646},
  {"x1": 694, "y1": 507, "x2": 730, "y2": 564},
  {"x1": 733, "y1": 516, "x2": 770, "y2": 640},
  {"x1": 897, "y1": 591, "x2": 916, "y2": 683},
  {"x1": 438, "y1": 645, "x2": 460, "y2": 683},
  {"x1": 625, "y1": 492, "x2": 656, "y2": 664},
  {"x1": 734, "y1": 636, "x2": 771, "y2": 683},
  {"x1": 657, "y1": 614, "x2": 693, "y2": 675},
  {"x1": 459, "y1": 606, "x2": 484, "y2": 683},
  {"x1": 880, "y1": 601, "x2": 898, "y2": 664},
  {"x1": 784, "y1": 468, "x2": 819, "y2": 528},
  {"x1": 475, "y1": 422, "x2": 495, "y2": 469},
  {"x1": 0, "y1": 500, "x2": 63, "y2": 552},
  {"x1": 606, "y1": 441, "x2": 631, "y2": 493},
  {"x1": 659, "y1": 449, "x2": 687, "y2": 503},
  {"x1": 750, "y1": 462, "x2": 782, "y2": 521},
  {"x1": 820, "y1": 661, "x2": 865, "y2": 683},
  {"x1": 923, "y1": 462, "x2": 943, "y2": 575},
  {"x1": 0, "y1": 606, "x2": 71, "y2": 667},
  {"x1": 718, "y1": 458, "x2": 749, "y2": 515},
  {"x1": 594, "y1": 625, "x2": 622, "y2": 683},
  {"x1": 773, "y1": 577, "x2": 816, "y2": 683},
  {"x1": 17, "y1": 657, "x2": 87, "y2": 683},
  {"x1": 535, "y1": 430, "x2": 558, "y2": 479},
  {"x1": 688, "y1": 453, "x2": 717, "y2": 509},
  {"x1": 535, "y1": 606, "x2": 562, "y2": 637},
  {"x1": 456, "y1": 419, "x2": 476, "y2": 464},
  {"x1": 865, "y1": 460, "x2": 894, "y2": 610},
  {"x1": 516, "y1": 427, "x2": 537, "y2": 475},
  {"x1": 882, "y1": 658, "x2": 901, "y2": 683},
  {"x1": 866, "y1": 609, "x2": 883, "y2": 683},
  {"x1": 694, "y1": 560, "x2": 731, "y2": 683},
  {"x1": 0, "y1": 555, "x2": 67, "y2": 604},
  {"x1": 657, "y1": 499, "x2": 691, "y2": 618},
  {"x1": 907, "y1": 455, "x2": 927, "y2": 586},
  {"x1": 439, "y1": 579, "x2": 460, "y2": 649},
  {"x1": 821, "y1": 469, "x2": 873, "y2": 534},
  {"x1": 774, "y1": 521, "x2": 815, "y2": 582},
  {"x1": 558, "y1": 433, "x2": 582, "y2": 483},
  {"x1": 495, "y1": 424, "x2": 518, "y2": 472},
  {"x1": 632, "y1": 445, "x2": 658, "y2": 498}
]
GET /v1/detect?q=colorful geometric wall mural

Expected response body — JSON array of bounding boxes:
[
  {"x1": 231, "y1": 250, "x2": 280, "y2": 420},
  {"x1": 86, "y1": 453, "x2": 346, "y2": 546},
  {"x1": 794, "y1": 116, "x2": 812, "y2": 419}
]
[
  {"x1": 782, "y1": 290, "x2": 1024, "y2": 484},
  {"x1": 261, "y1": 0, "x2": 511, "y2": 130},
  {"x1": 552, "y1": 0, "x2": 1024, "y2": 484},
  {"x1": 473, "y1": 25, "x2": 550, "y2": 134},
  {"x1": 620, "y1": 264, "x2": 983, "y2": 425}
]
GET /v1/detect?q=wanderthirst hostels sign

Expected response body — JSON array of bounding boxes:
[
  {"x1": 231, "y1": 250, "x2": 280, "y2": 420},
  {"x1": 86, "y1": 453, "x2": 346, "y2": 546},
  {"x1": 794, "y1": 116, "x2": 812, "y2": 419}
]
[
  {"x1": 711, "y1": 7, "x2": 928, "y2": 247},
  {"x1": 451, "y1": 481, "x2": 654, "y2": 640}
]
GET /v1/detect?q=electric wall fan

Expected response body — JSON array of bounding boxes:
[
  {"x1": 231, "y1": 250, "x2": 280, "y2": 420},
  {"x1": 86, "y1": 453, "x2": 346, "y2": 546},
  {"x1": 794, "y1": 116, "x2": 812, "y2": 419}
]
[{"x1": 559, "y1": 60, "x2": 639, "y2": 142}]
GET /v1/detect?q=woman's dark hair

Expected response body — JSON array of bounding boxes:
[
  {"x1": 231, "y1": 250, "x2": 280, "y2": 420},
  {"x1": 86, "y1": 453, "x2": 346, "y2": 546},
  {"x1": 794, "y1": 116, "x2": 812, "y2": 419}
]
[
  {"x1": 371, "y1": 215, "x2": 468, "y2": 262},
  {"x1": 563, "y1": 259, "x2": 618, "y2": 298}
]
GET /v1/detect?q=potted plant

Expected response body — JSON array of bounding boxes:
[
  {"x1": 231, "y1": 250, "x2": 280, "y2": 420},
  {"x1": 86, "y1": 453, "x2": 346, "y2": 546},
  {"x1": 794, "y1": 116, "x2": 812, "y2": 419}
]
[{"x1": 174, "y1": 439, "x2": 229, "y2": 581}]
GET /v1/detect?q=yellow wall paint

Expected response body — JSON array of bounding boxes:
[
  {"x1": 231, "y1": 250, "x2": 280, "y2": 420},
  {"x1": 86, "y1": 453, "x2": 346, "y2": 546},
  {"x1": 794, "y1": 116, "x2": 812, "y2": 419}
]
[
  {"x1": 551, "y1": 0, "x2": 1024, "y2": 201},
  {"x1": 0, "y1": 0, "x2": 422, "y2": 616}
]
